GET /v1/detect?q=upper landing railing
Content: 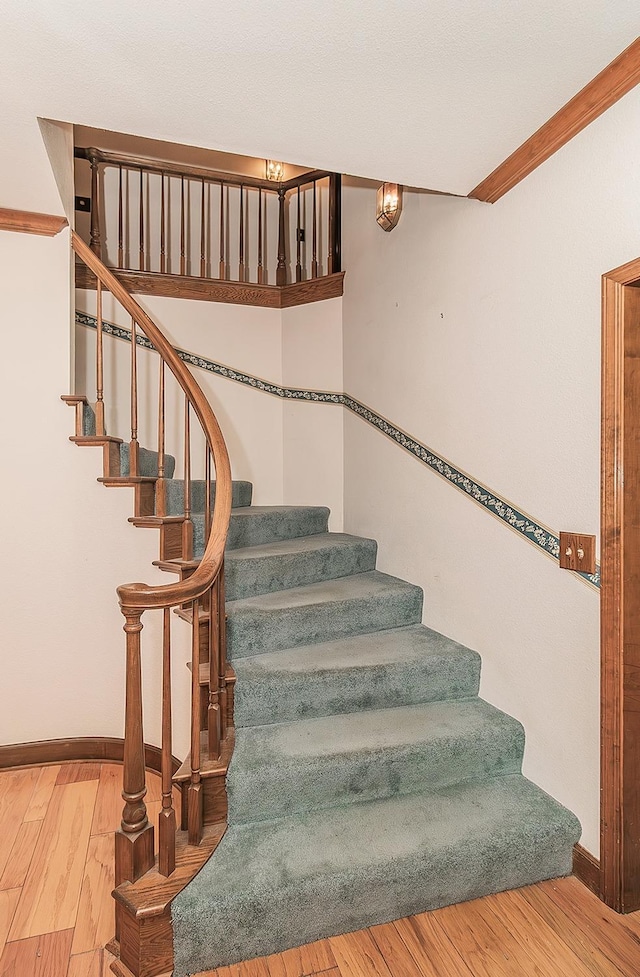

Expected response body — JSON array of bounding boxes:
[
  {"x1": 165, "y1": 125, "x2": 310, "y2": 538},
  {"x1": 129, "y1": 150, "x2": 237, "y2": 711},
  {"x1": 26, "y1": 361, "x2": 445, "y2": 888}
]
[{"x1": 74, "y1": 147, "x2": 341, "y2": 293}]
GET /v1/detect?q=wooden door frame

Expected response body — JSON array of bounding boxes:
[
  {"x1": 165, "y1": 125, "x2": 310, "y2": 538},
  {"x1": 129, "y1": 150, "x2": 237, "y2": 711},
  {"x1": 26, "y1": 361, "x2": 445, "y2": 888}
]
[{"x1": 601, "y1": 254, "x2": 640, "y2": 911}]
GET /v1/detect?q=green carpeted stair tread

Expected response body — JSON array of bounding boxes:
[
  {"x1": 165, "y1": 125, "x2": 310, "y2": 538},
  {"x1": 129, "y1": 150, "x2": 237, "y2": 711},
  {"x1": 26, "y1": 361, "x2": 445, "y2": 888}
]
[
  {"x1": 226, "y1": 570, "x2": 423, "y2": 658},
  {"x1": 120, "y1": 442, "x2": 176, "y2": 478},
  {"x1": 193, "y1": 505, "x2": 330, "y2": 556},
  {"x1": 225, "y1": 533, "x2": 378, "y2": 601},
  {"x1": 164, "y1": 478, "x2": 252, "y2": 515},
  {"x1": 171, "y1": 773, "x2": 582, "y2": 974},
  {"x1": 227, "y1": 698, "x2": 524, "y2": 822},
  {"x1": 233, "y1": 624, "x2": 481, "y2": 725}
]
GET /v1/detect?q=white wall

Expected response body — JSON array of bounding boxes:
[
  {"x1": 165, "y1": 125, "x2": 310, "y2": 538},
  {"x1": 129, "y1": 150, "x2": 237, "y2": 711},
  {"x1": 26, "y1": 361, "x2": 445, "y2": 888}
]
[
  {"x1": 282, "y1": 297, "x2": 344, "y2": 529},
  {"x1": 0, "y1": 229, "x2": 195, "y2": 756},
  {"x1": 341, "y1": 85, "x2": 640, "y2": 858}
]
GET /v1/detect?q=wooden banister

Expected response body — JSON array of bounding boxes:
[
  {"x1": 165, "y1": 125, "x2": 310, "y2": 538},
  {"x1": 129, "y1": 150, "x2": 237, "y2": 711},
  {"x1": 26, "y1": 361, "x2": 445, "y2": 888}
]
[
  {"x1": 71, "y1": 230, "x2": 233, "y2": 892},
  {"x1": 72, "y1": 232, "x2": 232, "y2": 610},
  {"x1": 75, "y1": 147, "x2": 341, "y2": 294}
]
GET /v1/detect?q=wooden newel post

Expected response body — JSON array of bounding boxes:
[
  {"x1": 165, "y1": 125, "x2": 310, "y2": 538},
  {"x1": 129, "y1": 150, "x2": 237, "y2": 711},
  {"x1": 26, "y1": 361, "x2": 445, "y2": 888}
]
[
  {"x1": 115, "y1": 607, "x2": 154, "y2": 887},
  {"x1": 276, "y1": 187, "x2": 287, "y2": 286},
  {"x1": 88, "y1": 149, "x2": 102, "y2": 258},
  {"x1": 328, "y1": 173, "x2": 342, "y2": 275}
]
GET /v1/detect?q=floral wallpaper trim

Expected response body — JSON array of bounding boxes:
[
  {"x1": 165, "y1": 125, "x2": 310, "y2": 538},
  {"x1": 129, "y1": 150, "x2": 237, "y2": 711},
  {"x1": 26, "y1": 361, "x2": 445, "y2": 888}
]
[{"x1": 76, "y1": 311, "x2": 600, "y2": 590}]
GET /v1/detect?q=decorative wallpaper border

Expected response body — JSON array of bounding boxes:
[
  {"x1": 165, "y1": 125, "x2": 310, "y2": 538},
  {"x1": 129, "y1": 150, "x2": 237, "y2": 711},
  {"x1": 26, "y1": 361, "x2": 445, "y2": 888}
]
[{"x1": 76, "y1": 311, "x2": 600, "y2": 590}]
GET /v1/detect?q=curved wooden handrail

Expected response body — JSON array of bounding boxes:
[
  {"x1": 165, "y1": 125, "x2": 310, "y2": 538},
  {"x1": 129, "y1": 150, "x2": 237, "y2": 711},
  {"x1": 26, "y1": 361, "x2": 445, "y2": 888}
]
[{"x1": 72, "y1": 231, "x2": 232, "y2": 610}]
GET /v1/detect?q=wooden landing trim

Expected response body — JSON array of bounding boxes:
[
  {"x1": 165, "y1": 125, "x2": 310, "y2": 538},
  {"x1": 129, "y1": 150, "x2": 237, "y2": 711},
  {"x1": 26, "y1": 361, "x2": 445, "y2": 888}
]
[
  {"x1": 0, "y1": 207, "x2": 68, "y2": 236},
  {"x1": 188, "y1": 660, "x2": 237, "y2": 690},
  {"x1": 114, "y1": 821, "x2": 226, "y2": 917},
  {"x1": 76, "y1": 263, "x2": 345, "y2": 309},
  {"x1": 470, "y1": 37, "x2": 640, "y2": 203},
  {"x1": 129, "y1": 515, "x2": 184, "y2": 527},
  {"x1": 154, "y1": 557, "x2": 200, "y2": 574},
  {"x1": 280, "y1": 272, "x2": 345, "y2": 308},
  {"x1": 173, "y1": 730, "x2": 235, "y2": 782},
  {"x1": 99, "y1": 476, "x2": 158, "y2": 486},
  {"x1": 61, "y1": 394, "x2": 89, "y2": 405},
  {"x1": 70, "y1": 434, "x2": 123, "y2": 445}
]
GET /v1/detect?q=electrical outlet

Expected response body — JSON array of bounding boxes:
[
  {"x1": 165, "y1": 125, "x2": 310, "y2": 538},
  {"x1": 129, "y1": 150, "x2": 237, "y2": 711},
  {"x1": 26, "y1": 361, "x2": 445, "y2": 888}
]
[
  {"x1": 559, "y1": 532, "x2": 596, "y2": 573},
  {"x1": 296, "y1": 228, "x2": 305, "y2": 243},
  {"x1": 75, "y1": 196, "x2": 91, "y2": 212}
]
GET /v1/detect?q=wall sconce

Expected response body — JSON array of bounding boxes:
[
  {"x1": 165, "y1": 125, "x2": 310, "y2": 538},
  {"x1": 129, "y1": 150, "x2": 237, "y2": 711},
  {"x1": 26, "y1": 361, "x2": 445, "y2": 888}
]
[
  {"x1": 266, "y1": 160, "x2": 285, "y2": 182},
  {"x1": 376, "y1": 183, "x2": 403, "y2": 231}
]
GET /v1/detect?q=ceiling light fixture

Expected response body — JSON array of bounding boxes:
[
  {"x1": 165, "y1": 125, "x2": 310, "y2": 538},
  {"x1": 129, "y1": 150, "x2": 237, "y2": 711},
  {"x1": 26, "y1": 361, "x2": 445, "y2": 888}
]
[
  {"x1": 266, "y1": 160, "x2": 285, "y2": 182},
  {"x1": 376, "y1": 183, "x2": 402, "y2": 231}
]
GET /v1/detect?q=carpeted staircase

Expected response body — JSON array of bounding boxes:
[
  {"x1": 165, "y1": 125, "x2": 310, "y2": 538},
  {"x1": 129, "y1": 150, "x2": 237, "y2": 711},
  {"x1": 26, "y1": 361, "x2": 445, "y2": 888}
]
[{"x1": 170, "y1": 493, "x2": 581, "y2": 976}]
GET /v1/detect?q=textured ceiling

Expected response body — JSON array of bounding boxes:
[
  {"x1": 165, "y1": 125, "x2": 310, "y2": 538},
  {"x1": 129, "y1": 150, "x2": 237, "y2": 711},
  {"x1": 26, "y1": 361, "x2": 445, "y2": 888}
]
[{"x1": 1, "y1": 1, "x2": 638, "y2": 208}]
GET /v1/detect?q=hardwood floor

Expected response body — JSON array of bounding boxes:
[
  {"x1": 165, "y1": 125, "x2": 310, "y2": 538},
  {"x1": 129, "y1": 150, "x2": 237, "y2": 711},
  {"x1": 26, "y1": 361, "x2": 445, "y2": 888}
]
[
  {"x1": 2, "y1": 761, "x2": 640, "y2": 977},
  {"x1": 0, "y1": 761, "x2": 171, "y2": 977}
]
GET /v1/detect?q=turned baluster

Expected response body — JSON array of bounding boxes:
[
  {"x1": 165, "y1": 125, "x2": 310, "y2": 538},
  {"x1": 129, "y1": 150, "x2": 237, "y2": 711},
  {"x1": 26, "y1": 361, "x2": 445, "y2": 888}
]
[
  {"x1": 180, "y1": 176, "x2": 186, "y2": 276},
  {"x1": 276, "y1": 186, "x2": 287, "y2": 286},
  {"x1": 182, "y1": 397, "x2": 193, "y2": 559},
  {"x1": 312, "y1": 181, "x2": 318, "y2": 279},
  {"x1": 219, "y1": 182, "x2": 225, "y2": 280},
  {"x1": 200, "y1": 177, "x2": 206, "y2": 278},
  {"x1": 158, "y1": 607, "x2": 176, "y2": 876},
  {"x1": 188, "y1": 598, "x2": 203, "y2": 845},
  {"x1": 296, "y1": 186, "x2": 302, "y2": 282},
  {"x1": 208, "y1": 575, "x2": 221, "y2": 759},
  {"x1": 139, "y1": 169, "x2": 144, "y2": 272},
  {"x1": 129, "y1": 317, "x2": 139, "y2": 476},
  {"x1": 117, "y1": 165, "x2": 124, "y2": 269},
  {"x1": 218, "y1": 563, "x2": 228, "y2": 736},
  {"x1": 155, "y1": 358, "x2": 167, "y2": 515},
  {"x1": 238, "y1": 185, "x2": 245, "y2": 282},
  {"x1": 89, "y1": 151, "x2": 101, "y2": 258},
  {"x1": 328, "y1": 172, "x2": 342, "y2": 275},
  {"x1": 160, "y1": 172, "x2": 166, "y2": 275},
  {"x1": 115, "y1": 608, "x2": 154, "y2": 886},
  {"x1": 95, "y1": 280, "x2": 105, "y2": 436},
  {"x1": 204, "y1": 444, "x2": 212, "y2": 542},
  {"x1": 257, "y1": 188, "x2": 264, "y2": 285}
]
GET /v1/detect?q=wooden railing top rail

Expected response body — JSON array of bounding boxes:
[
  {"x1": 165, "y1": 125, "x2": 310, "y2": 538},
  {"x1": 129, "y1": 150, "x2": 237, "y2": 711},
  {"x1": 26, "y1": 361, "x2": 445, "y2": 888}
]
[
  {"x1": 72, "y1": 231, "x2": 232, "y2": 610},
  {"x1": 74, "y1": 146, "x2": 332, "y2": 194}
]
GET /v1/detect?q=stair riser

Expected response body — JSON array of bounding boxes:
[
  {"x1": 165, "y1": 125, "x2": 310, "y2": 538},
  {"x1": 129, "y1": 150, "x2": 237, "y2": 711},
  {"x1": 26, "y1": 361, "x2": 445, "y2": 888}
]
[
  {"x1": 226, "y1": 588, "x2": 423, "y2": 659},
  {"x1": 227, "y1": 718, "x2": 524, "y2": 823},
  {"x1": 233, "y1": 651, "x2": 481, "y2": 726},
  {"x1": 225, "y1": 539, "x2": 378, "y2": 601},
  {"x1": 174, "y1": 814, "x2": 573, "y2": 973},
  {"x1": 164, "y1": 480, "x2": 253, "y2": 515},
  {"x1": 82, "y1": 402, "x2": 96, "y2": 436},
  {"x1": 120, "y1": 442, "x2": 176, "y2": 478},
  {"x1": 194, "y1": 508, "x2": 330, "y2": 556}
]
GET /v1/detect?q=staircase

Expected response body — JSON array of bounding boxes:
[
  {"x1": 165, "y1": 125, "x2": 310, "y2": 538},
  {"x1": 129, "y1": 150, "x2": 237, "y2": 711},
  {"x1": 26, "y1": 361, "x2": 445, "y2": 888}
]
[
  {"x1": 65, "y1": 233, "x2": 580, "y2": 977},
  {"x1": 171, "y1": 504, "x2": 580, "y2": 976}
]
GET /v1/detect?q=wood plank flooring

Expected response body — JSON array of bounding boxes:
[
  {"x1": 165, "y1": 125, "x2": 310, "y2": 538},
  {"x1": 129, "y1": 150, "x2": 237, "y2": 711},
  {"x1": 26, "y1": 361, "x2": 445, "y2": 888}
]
[
  {"x1": 197, "y1": 875, "x2": 640, "y2": 977},
  {"x1": 0, "y1": 761, "x2": 171, "y2": 977},
  {"x1": 2, "y1": 761, "x2": 640, "y2": 977}
]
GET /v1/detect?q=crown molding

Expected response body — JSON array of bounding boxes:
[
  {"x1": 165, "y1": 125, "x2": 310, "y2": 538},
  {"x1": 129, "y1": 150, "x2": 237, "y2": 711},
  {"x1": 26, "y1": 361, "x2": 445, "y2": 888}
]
[{"x1": 469, "y1": 36, "x2": 640, "y2": 204}]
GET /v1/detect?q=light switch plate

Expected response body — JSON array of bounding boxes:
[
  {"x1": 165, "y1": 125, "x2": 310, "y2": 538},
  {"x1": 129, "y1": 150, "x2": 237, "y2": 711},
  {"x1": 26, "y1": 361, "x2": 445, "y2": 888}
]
[{"x1": 559, "y1": 532, "x2": 596, "y2": 573}]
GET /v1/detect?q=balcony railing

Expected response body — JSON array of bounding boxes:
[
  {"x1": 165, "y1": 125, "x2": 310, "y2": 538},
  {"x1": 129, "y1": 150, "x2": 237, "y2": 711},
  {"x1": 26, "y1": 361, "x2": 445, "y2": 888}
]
[{"x1": 74, "y1": 147, "x2": 342, "y2": 304}]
